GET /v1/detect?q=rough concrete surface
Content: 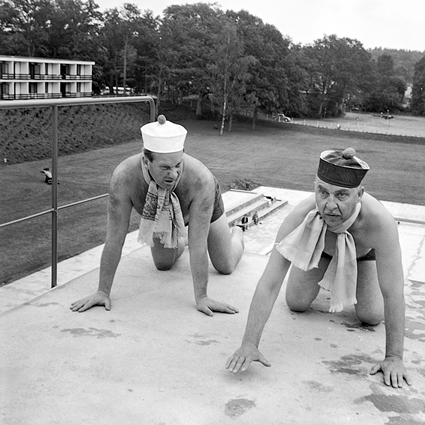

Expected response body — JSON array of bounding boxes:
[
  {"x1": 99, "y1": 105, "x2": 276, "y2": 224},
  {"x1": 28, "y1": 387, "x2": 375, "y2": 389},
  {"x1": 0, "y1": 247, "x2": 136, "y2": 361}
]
[{"x1": 1, "y1": 243, "x2": 425, "y2": 425}]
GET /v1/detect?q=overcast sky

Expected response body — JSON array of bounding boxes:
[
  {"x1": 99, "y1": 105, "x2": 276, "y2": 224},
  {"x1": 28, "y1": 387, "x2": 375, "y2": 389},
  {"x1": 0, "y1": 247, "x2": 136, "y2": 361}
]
[{"x1": 95, "y1": 0, "x2": 425, "y2": 52}]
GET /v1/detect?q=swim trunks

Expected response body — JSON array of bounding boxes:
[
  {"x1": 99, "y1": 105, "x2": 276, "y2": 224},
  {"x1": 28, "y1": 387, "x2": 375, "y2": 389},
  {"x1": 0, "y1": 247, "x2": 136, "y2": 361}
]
[
  {"x1": 321, "y1": 249, "x2": 376, "y2": 262},
  {"x1": 211, "y1": 177, "x2": 225, "y2": 223}
]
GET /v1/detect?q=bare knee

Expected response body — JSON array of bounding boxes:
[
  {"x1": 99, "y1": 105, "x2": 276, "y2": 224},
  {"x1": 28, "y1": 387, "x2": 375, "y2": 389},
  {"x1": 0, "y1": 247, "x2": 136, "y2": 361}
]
[
  {"x1": 153, "y1": 258, "x2": 175, "y2": 271},
  {"x1": 285, "y1": 293, "x2": 311, "y2": 313},
  {"x1": 215, "y1": 262, "x2": 235, "y2": 275},
  {"x1": 355, "y1": 307, "x2": 383, "y2": 326}
]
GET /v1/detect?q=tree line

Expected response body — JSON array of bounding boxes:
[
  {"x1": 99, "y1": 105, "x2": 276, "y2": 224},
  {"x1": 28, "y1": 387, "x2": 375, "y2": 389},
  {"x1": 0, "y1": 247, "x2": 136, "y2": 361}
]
[{"x1": 1, "y1": 0, "x2": 425, "y2": 124}]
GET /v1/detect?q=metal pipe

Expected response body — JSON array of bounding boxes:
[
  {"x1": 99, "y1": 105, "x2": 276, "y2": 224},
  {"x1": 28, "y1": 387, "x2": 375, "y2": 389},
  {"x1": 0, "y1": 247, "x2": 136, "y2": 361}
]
[
  {"x1": 51, "y1": 105, "x2": 58, "y2": 288},
  {"x1": 0, "y1": 96, "x2": 156, "y2": 121},
  {"x1": 0, "y1": 210, "x2": 53, "y2": 228},
  {"x1": 57, "y1": 194, "x2": 109, "y2": 210},
  {"x1": 0, "y1": 96, "x2": 156, "y2": 289}
]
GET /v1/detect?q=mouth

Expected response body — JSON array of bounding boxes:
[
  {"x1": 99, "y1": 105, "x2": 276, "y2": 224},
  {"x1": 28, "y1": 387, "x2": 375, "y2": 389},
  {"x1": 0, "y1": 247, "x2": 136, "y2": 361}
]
[{"x1": 325, "y1": 213, "x2": 341, "y2": 220}]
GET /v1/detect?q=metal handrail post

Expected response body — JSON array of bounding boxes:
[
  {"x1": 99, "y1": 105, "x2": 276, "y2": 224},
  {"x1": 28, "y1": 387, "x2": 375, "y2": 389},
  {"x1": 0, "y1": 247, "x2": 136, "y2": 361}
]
[
  {"x1": 0, "y1": 96, "x2": 155, "y2": 289},
  {"x1": 51, "y1": 105, "x2": 59, "y2": 288}
]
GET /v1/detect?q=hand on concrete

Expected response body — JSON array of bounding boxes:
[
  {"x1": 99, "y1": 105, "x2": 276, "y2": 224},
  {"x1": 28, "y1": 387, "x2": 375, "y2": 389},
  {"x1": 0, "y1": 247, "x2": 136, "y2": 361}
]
[
  {"x1": 196, "y1": 296, "x2": 239, "y2": 317},
  {"x1": 370, "y1": 356, "x2": 412, "y2": 388},
  {"x1": 225, "y1": 343, "x2": 271, "y2": 374},
  {"x1": 70, "y1": 290, "x2": 111, "y2": 313}
]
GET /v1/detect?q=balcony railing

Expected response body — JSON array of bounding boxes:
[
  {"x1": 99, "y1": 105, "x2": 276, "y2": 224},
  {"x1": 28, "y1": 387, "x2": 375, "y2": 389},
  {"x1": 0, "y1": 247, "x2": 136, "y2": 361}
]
[
  {"x1": 1, "y1": 92, "x2": 93, "y2": 100},
  {"x1": 0, "y1": 96, "x2": 156, "y2": 288},
  {"x1": 0, "y1": 73, "x2": 92, "y2": 80}
]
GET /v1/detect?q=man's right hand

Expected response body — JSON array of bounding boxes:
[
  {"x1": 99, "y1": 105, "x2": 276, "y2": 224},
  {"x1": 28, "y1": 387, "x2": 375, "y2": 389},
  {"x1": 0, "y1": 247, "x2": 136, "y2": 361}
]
[
  {"x1": 225, "y1": 343, "x2": 271, "y2": 374},
  {"x1": 70, "y1": 290, "x2": 111, "y2": 312}
]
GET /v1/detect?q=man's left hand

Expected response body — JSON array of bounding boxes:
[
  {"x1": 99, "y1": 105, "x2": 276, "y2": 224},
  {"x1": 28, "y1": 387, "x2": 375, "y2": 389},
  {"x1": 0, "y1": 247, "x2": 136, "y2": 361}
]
[
  {"x1": 196, "y1": 296, "x2": 239, "y2": 317},
  {"x1": 370, "y1": 356, "x2": 412, "y2": 388}
]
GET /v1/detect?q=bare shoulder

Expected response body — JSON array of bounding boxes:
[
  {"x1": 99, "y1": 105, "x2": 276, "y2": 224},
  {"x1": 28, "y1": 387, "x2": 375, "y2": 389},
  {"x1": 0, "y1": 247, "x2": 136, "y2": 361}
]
[
  {"x1": 361, "y1": 193, "x2": 397, "y2": 228},
  {"x1": 107, "y1": 154, "x2": 144, "y2": 210},
  {"x1": 180, "y1": 154, "x2": 215, "y2": 193},
  {"x1": 359, "y1": 193, "x2": 400, "y2": 249},
  {"x1": 110, "y1": 154, "x2": 143, "y2": 192}
]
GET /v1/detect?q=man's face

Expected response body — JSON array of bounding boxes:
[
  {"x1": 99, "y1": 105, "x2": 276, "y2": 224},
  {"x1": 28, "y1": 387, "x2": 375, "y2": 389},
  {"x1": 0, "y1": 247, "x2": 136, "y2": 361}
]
[
  {"x1": 144, "y1": 151, "x2": 184, "y2": 190},
  {"x1": 314, "y1": 178, "x2": 363, "y2": 227}
]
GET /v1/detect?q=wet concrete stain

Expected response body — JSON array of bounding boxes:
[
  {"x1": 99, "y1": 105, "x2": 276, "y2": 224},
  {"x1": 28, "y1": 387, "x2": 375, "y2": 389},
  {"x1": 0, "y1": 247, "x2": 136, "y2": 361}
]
[
  {"x1": 404, "y1": 328, "x2": 425, "y2": 342},
  {"x1": 322, "y1": 353, "x2": 376, "y2": 377},
  {"x1": 60, "y1": 327, "x2": 121, "y2": 339},
  {"x1": 330, "y1": 343, "x2": 338, "y2": 348},
  {"x1": 341, "y1": 322, "x2": 377, "y2": 332},
  {"x1": 409, "y1": 280, "x2": 425, "y2": 289},
  {"x1": 386, "y1": 416, "x2": 425, "y2": 425},
  {"x1": 225, "y1": 398, "x2": 256, "y2": 419},
  {"x1": 187, "y1": 333, "x2": 219, "y2": 346},
  {"x1": 406, "y1": 316, "x2": 425, "y2": 329},
  {"x1": 358, "y1": 393, "x2": 425, "y2": 414},
  {"x1": 305, "y1": 380, "x2": 334, "y2": 392}
]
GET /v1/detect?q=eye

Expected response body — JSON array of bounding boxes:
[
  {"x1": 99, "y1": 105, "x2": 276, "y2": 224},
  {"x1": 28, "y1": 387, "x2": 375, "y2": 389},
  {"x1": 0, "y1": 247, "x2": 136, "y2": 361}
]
[{"x1": 336, "y1": 193, "x2": 348, "y2": 200}]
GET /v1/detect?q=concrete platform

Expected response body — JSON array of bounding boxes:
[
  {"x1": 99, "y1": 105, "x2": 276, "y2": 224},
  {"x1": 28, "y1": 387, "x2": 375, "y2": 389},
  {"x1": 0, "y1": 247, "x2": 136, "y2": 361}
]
[{"x1": 1, "y1": 188, "x2": 425, "y2": 424}]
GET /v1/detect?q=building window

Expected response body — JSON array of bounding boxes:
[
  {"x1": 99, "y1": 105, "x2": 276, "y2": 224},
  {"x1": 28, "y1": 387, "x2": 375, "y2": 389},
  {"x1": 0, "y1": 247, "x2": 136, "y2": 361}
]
[
  {"x1": 1, "y1": 82, "x2": 10, "y2": 99},
  {"x1": 29, "y1": 83, "x2": 38, "y2": 94},
  {"x1": 1, "y1": 62, "x2": 9, "y2": 74}
]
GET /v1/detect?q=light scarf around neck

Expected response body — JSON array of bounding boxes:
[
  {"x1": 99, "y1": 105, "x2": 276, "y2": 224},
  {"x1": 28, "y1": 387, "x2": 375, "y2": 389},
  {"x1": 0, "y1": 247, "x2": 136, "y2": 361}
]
[
  {"x1": 138, "y1": 156, "x2": 186, "y2": 249},
  {"x1": 276, "y1": 203, "x2": 361, "y2": 312}
]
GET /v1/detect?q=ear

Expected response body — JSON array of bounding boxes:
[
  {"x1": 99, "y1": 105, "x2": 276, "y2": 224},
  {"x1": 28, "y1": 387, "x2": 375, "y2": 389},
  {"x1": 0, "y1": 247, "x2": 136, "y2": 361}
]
[
  {"x1": 357, "y1": 186, "x2": 365, "y2": 201},
  {"x1": 142, "y1": 156, "x2": 150, "y2": 167}
]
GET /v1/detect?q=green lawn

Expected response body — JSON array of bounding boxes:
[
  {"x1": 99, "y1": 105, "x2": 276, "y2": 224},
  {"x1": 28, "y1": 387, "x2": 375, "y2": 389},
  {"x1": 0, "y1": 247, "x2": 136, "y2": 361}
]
[{"x1": 1, "y1": 115, "x2": 425, "y2": 285}]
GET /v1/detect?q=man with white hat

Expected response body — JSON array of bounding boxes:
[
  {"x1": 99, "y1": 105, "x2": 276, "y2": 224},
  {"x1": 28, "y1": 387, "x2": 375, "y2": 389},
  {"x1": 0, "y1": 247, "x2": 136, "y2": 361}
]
[
  {"x1": 226, "y1": 147, "x2": 411, "y2": 388},
  {"x1": 71, "y1": 115, "x2": 244, "y2": 317}
]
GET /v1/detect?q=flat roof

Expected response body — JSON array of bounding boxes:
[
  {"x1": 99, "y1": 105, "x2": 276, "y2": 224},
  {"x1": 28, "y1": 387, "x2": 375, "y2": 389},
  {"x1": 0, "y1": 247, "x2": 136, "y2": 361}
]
[
  {"x1": 0, "y1": 55, "x2": 95, "y2": 65},
  {"x1": 1, "y1": 187, "x2": 425, "y2": 424}
]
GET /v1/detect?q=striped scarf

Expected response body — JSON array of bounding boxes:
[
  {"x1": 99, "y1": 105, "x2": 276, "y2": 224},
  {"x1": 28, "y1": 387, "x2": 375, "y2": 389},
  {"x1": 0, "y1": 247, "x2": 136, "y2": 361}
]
[
  {"x1": 276, "y1": 203, "x2": 361, "y2": 312},
  {"x1": 138, "y1": 157, "x2": 186, "y2": 249}
]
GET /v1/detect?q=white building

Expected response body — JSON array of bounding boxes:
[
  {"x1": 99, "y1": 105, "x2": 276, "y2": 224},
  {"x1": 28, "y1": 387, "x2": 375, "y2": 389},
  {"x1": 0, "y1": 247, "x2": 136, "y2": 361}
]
[{"x1": 0, "y1": 56, "x2": 95, "y2": 101}]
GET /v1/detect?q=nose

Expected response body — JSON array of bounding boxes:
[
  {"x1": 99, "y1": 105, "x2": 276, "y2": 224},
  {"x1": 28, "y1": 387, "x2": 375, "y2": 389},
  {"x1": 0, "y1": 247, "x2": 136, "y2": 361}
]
[
  {"x1": 325, "y1": 195, "x2": 337, "y2": 211},
  {"x1": 167, "y1": 167, "x2": 179, "y2": 179}
]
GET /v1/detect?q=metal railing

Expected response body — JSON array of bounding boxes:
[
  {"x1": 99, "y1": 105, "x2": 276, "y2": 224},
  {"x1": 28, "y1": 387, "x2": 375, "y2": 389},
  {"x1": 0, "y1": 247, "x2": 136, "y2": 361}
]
[{"x1": 0, "y1": 95, "x2": 155, "y2": 288}]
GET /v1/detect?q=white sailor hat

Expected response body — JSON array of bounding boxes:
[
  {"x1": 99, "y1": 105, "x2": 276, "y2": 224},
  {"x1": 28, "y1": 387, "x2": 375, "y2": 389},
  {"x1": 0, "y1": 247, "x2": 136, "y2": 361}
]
[{"x1": 141, "y1": 115, "x2": 187, "y2": 153}]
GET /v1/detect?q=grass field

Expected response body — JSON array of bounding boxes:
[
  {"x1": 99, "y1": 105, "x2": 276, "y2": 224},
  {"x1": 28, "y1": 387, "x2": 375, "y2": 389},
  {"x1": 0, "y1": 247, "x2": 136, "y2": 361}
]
[{"x1": 1, "y1": 107, "x2": 425, "y2": 285}]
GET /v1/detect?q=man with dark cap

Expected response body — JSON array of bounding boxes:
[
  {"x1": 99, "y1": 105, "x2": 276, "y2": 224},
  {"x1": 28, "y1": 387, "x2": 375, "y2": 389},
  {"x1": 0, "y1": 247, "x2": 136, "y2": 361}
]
[
  {"x1": 71, "y1": 115, "x2": 244, "y2": 317},
  {"x1": 226, "y1": 147, "x2": 411, "y2": 388}
]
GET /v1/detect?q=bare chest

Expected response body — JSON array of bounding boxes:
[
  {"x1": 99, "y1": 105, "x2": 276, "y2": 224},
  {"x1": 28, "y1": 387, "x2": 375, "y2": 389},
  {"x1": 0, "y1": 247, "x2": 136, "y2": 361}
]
[
  {"x1": 324, "y1": 227, "x2": 372, "y2": 258},
  {"x1": 130, "y1": 181, "x2": 193, "y2": 221}
]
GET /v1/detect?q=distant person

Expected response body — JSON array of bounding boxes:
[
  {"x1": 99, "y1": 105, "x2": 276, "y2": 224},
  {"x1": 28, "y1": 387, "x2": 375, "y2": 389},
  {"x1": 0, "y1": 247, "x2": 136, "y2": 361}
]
[
  {"x1": 252, "y1": 211, "x2": 260, "y2": 225},
  {"x1": 71, "y1": 115, "x2": 244, "y2": 317},
  {"x1": 240, "y1": 214, "x2": 249, "y2": 232},
  {"x1": 226, "y1": 148, "x2": 411, "y2": 388}
]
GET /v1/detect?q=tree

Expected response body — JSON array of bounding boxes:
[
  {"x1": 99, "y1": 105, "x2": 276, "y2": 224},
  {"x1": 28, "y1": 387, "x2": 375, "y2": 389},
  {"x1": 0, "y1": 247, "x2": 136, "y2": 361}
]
[
  {"x1": 303, "y1": 35, "x2": 373, "y2": 117},
  {"x1": 411, "y1": 56, "x2": 425, "y2": 116},
  {"x1": 364, "y1": 54, "x2": 407, "y2": 112},
  {"x1": 0, "y1": 0, "x2": 54, "y2": 57},
  {"x1": 209, "y1": 20, "x2": 256, "y2": 134},
  {"x1": 160, "y1": 3, "x2": 223, "y2": 116},
  {"x1": 226, "y1": 10, "x2": 296, "y2": 128}
]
